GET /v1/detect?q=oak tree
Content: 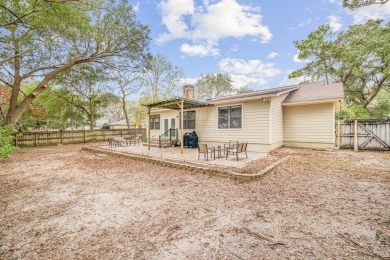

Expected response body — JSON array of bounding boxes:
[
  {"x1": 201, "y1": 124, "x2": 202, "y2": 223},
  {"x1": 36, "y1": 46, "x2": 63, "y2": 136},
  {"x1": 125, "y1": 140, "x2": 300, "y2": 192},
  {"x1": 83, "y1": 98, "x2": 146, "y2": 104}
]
[
  {"x1": 196, "y1": 73, "x2": 234, "y2": 100},
  {"x1": 0, "y1": 0, "x2": 150, "y2": 126},
  {"x1": 289, "y1": 19, "x2": 390, "y2": 109}
]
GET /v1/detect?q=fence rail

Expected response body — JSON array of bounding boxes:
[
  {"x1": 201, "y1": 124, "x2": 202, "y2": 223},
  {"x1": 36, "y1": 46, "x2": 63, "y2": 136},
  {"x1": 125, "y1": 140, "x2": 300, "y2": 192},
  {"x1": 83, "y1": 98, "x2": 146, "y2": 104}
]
[
  {"x1": 337, "y1": 119, "x2": 390, "y2": 151},
  {"x1": 14, "y1": 128, "x2": 146, "y2": 148}
]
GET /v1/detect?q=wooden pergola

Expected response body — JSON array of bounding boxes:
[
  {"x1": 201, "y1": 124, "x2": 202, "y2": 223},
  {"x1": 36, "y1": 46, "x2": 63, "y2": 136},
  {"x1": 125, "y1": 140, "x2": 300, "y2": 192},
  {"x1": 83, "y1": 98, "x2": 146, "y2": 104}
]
[{"x1": 143, "y1": 97, "x2": 213, "y2": 154}]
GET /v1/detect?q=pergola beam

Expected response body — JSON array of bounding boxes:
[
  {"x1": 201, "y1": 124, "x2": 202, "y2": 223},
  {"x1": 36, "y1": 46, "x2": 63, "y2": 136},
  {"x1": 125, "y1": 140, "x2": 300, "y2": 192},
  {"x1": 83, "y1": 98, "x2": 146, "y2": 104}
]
[
  {"x1": 147, "y1": 107, "x2": 151, "y2": 151},
  {"x1": 143, "y1": 97, "x2": 213, "y2": 154},
  {"x1": 179, "y1": 100, "x2": 184, "y2": 154}
]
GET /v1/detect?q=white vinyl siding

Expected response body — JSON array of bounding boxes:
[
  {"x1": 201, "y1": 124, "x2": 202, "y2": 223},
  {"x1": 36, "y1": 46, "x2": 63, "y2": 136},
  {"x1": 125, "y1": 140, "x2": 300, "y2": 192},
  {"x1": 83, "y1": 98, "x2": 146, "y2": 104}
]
[
  {"x1": 149, "y1": 110, "x2": 179, "y2": 138},
  {"x1": 196, "y1": 100, "x2": 270, "y2": 144},
  {"x1": 270, "y1": 94, "x2": 288, "y2": 144},
  {"x1": 283, "y1": 103, "x2": 335, "y2": 144}
]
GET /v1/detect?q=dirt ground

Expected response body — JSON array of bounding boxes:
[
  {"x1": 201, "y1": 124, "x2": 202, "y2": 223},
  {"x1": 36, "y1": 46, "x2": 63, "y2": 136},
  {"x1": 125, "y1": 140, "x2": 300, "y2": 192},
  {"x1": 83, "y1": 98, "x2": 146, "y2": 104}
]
[{"x1": 1, "y1": 143, "x2": 389, "y2": 259}]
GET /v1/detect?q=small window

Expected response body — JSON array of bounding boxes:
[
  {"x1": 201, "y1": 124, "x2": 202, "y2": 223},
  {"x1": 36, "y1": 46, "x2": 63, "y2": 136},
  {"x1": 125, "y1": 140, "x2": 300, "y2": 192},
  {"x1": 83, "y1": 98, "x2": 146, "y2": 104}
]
[
  {"x1": 218, "y1": 105, "x2": 242, "y2": 129},
  {"x1": 184, "y1": 110, "x2": 196, "y2": 129},
  {"x1": 150, "y1": 114, "x2": 160, "y2": 130}
]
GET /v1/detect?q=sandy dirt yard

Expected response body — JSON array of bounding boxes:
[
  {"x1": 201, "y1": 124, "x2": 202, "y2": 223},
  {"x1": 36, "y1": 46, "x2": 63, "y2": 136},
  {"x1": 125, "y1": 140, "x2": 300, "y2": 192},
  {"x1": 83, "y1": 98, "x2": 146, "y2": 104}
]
[{"x1": 1, "y1": 143, "x2": 389, "y2": 259}]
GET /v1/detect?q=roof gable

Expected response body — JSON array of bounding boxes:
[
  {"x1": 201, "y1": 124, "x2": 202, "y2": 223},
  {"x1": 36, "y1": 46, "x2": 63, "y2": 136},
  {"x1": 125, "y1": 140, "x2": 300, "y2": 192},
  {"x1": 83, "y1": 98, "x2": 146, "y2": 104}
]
[
  {"x1": 283, "y1": 82, "x2": 345, "y2": 104},
  {"x1": 208, "y1": 84, "x2": 299, "y2": 103}
]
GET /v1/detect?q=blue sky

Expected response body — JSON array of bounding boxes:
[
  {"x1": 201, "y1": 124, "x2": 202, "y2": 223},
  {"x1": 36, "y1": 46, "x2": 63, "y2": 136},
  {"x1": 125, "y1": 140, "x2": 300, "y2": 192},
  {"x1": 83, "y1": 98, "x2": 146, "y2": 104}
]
[{"x1": 130, "y1": 0, "x2": 390, "y2": 90}]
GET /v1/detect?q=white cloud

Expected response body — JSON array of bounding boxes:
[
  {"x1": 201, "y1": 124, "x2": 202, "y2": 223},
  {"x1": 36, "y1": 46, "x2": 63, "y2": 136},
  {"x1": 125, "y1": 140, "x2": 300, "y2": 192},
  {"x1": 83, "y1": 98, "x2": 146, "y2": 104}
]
[
  {"x1": 350, "y1": 2, "x2": 390, "y2": 23},
  {"x1": 178, "y1": 77, "x2": 198, "y2": 86},
  {"x1": 290, "y1": 18, "x2": 313, "y2": 30},
  {"x1": 327, "y1": 15, "x2": 343, "y2": 31},
  {"x1": 158, "y1": 0, "x2": 272, "y2": 56},
  {"x1": 180, "y1": 43, "x2": 220, "y2": 56},
  {"x1": 229, "y1": 74, "x2": 266, "y2": 89},
  {"x1": 219, "y1": 58, "x2": 281, "y2": 88},
  {"x1": 158, "y1": 0, "x2": 195, "y2": 43},
  {"x1": 293, "y1": 53, "x2": 309, "y2": 63},
  {"x1": 328, "y1": 0, "x2": 337, "y2": 4},
  {"x1": 293, "y1": 54, "x2": 301, "y2": 63},
  {"x1": 231, "y1": 44, "x2": 239, "y2": 52},
  {"x1": 280, "y1": 75, "x2": 305, "y2": 87},
  {"x1": 267, "y1": 51, "x2": 279, "y2": 59},
  {"x1": 132, "y1": 1, "x2": 140, "y2": 12},
  {"x1": 280, "y1": 70, "x2": 308, "y2": 86}
]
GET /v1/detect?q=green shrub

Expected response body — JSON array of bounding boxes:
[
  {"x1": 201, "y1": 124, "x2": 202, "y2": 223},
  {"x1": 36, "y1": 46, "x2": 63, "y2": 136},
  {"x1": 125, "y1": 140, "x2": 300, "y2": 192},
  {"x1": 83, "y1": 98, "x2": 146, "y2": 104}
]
[
  {"x1": 0, "y1": 126, "x2": 19, "y2": 159},
  {"x1": 101, "y1": 123, "x2": 110, "y2": 129},
  {"x1": 336, "y1": 105, "x2": 371, "y2": 120},
  {"x1": 140, "y1": 131, "x2": 147, "y2": 142}
]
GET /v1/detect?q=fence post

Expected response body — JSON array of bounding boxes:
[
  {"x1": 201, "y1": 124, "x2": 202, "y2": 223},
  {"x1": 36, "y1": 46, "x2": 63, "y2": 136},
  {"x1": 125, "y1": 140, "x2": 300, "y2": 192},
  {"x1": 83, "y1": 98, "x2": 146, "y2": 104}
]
[
  {"x1": 83, "y1": 130, "x2": 86, "y2": 143},
  {"x1": 60, "y1": 130, "x2": 63, "y2": 144},
  {"x1": 337, "y1": 120, "x2": 341, "y2": 148},
  {"x1": 34, "y1": 132, "x2": 38, "y2": 147},
  {"x1": 354, "y1": 119, "x2": 358, "y2": 152},
  {"x1": 14, "y1": 133, "x2": 18, "y2": 147}
]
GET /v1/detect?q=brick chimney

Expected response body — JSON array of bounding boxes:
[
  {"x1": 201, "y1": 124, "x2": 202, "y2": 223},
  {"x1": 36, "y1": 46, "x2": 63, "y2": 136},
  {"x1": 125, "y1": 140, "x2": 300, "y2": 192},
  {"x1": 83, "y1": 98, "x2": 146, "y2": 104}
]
[{"x1": 183, "y1": 84, "x2": 195, "y2": 99}]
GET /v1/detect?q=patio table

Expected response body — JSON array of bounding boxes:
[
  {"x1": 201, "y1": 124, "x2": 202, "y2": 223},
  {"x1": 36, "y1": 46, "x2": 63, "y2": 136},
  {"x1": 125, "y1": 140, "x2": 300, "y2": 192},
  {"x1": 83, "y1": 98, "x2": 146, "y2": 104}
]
[{"x1": 213, "y1": 146, "x2": 227, "y2": 159}]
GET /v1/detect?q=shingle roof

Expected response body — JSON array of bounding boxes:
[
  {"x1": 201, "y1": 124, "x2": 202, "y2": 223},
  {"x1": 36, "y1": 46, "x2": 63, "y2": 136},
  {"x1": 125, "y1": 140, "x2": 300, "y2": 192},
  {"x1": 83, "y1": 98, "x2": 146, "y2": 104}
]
[
  {"x1": 143, "y1": 97, "x2": 213, "y2": 110},
  {"x1": 209, "y1": 84, "x2": 299, "y2": 102},
  {"x1": 283, "y1": 81, "x2": 345, "y2": 104},
  {"x1": 145, "y1": 81, "x2": 345, "y2": 111}
]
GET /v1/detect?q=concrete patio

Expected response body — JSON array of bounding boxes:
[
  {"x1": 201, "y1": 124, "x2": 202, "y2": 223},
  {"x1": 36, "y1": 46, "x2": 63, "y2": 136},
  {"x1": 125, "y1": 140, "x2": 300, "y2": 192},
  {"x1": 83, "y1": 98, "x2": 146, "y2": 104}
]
[{"x1": 101, "y1": 143, "x2": 267, "y2": 169}]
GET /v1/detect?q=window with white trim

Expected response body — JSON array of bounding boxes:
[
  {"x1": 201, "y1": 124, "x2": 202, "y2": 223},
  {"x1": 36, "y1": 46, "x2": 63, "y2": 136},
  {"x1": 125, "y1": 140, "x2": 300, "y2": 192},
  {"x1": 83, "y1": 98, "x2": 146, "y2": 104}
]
[
  {"x1": 218, "y1": 105, "x2": 242, "y2": 129},
  {"x1": 184, "y1": 110, "x2": 196, "y2": 129},
  {"x1": 150, "y1": 114, "x2": 160, "y2": 130}
]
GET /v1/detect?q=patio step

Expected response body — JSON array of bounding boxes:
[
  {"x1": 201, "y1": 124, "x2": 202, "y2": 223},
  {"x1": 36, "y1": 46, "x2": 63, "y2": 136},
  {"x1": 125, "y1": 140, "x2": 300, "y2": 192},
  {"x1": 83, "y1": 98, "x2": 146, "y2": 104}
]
[{"x1": 142, "y1": 139, "x2": 174, "y2": 148}]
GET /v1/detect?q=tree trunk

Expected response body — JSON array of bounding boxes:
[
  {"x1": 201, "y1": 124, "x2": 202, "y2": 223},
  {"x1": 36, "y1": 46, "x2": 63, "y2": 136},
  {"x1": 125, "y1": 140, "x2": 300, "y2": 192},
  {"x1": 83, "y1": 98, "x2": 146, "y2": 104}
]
[
  {"x1": 122, "y1": 97, "x2": 130, "y2": 128},
  {"x1": 89, "y1": 113, "x2": 94, "y2": 130},
  {"x1": 89, "y1": 99, "x2": 94, "y2": 130},
  {"x1": 4, "y1": 29, "x2": 22, "y2": 126},
  {"x1": 2, "y1": 56, "x2": 94, "y2": 126}
]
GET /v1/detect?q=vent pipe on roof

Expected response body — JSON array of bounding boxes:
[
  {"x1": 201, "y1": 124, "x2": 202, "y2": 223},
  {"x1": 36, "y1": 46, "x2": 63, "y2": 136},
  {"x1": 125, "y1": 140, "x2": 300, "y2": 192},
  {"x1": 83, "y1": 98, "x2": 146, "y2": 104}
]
[{"x1": 183, "y1": 84, "x2": 195, "y2": 99}]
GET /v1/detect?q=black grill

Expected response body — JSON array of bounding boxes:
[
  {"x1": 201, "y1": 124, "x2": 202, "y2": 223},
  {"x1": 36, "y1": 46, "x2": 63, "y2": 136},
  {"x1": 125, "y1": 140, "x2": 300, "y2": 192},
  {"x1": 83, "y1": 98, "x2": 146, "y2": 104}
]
[{"x1": 183, "y1": 131, "x2": 198, "y2": 148}]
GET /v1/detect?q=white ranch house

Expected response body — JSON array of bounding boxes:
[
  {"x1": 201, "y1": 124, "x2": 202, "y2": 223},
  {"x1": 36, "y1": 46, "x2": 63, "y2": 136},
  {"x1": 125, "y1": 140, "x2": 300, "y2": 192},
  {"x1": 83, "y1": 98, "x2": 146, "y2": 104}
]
[{"x1": 145, "y1": 81, "x2": 344, "y2": 153}]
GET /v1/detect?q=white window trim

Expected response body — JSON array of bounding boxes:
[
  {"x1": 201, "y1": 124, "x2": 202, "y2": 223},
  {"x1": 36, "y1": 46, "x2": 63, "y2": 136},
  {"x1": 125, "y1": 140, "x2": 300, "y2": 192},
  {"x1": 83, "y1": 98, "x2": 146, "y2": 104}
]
[
  {"x1": 216, "y1": 103, "x2": 244, "y2": 130},
  {"x1": 182, "y1": 110, "x2": 196, "y2": 130},
  {"x1": 150, "y1": 114, "x2": 161, "y2": 130}
]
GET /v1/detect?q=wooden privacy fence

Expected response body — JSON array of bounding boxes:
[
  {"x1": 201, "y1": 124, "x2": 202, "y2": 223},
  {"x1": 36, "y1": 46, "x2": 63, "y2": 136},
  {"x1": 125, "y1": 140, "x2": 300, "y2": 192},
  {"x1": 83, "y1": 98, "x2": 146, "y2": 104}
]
[
  {"x1": 337, "y1": 119, "x2": 390, "y2": 151},
  {"x1": 14, "y1": 128, "x2": 146, "y2": 148}
]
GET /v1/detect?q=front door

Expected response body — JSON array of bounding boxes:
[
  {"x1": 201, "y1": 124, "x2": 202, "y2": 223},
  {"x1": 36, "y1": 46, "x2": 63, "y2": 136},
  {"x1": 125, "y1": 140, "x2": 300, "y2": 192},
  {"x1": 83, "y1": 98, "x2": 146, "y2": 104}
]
[
  {"x1": 170, "y1": 118, "x2": 176, "y2": 137},
  {"x1": 164, "y1": 118, "x2": 176, "y2": 137}
]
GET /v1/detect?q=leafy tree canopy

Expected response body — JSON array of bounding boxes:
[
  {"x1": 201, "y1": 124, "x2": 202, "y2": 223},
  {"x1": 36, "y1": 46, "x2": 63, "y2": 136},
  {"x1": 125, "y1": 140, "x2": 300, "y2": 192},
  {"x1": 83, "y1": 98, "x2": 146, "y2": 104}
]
[
  {"x1": 289, "y1": 19, "x2": 390, "y2": 115},
  {"x1": 342, "y1": 0, "x2": 389, "y2": 9},
  {"x1": 140, "y1": 54, "x2": 183, "y2": 104},
  {"x1": 0, "y1": 0, "x2": 150, "y2": 126},
  {"x1": 196, "y1": 73, "x2": 234, "y2": 100},
  {"x1": 52, "y1": 64, "x2": 118, "y2": 129}
]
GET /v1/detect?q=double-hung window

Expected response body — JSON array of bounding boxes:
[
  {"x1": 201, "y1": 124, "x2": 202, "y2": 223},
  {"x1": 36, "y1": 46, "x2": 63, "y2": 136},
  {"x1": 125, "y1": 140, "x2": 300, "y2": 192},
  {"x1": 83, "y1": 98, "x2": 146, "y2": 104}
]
[
  {"x1": 218, "y1": 105, "x2": 242, "y2": 129},
  {"x1": 183, "y1": 110, "x2": 196, "y2": 129},
  {"x1": 150, "y1": 114, "x2": 160, "y2": 130}
]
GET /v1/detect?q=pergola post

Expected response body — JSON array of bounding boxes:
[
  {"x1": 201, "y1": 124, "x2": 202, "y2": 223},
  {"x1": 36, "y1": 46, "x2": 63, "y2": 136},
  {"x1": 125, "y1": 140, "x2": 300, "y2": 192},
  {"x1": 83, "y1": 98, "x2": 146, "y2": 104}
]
[
  {"x1": 142, "y1": 97, "x2": 213, "y2": 155},
  {"x1": 180, "y1": 100, "x2": 184, "y2": 154},
  {"x1": 147, "y1": 107, "x2": 151, "y2": 151}
]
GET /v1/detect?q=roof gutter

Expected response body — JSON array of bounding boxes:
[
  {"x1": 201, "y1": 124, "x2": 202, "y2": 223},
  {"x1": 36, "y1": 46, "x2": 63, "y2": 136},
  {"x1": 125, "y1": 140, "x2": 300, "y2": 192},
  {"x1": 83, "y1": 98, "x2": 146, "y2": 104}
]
[{"x1": 282, "y1": 98, "x2": 343, "y2": 106}]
